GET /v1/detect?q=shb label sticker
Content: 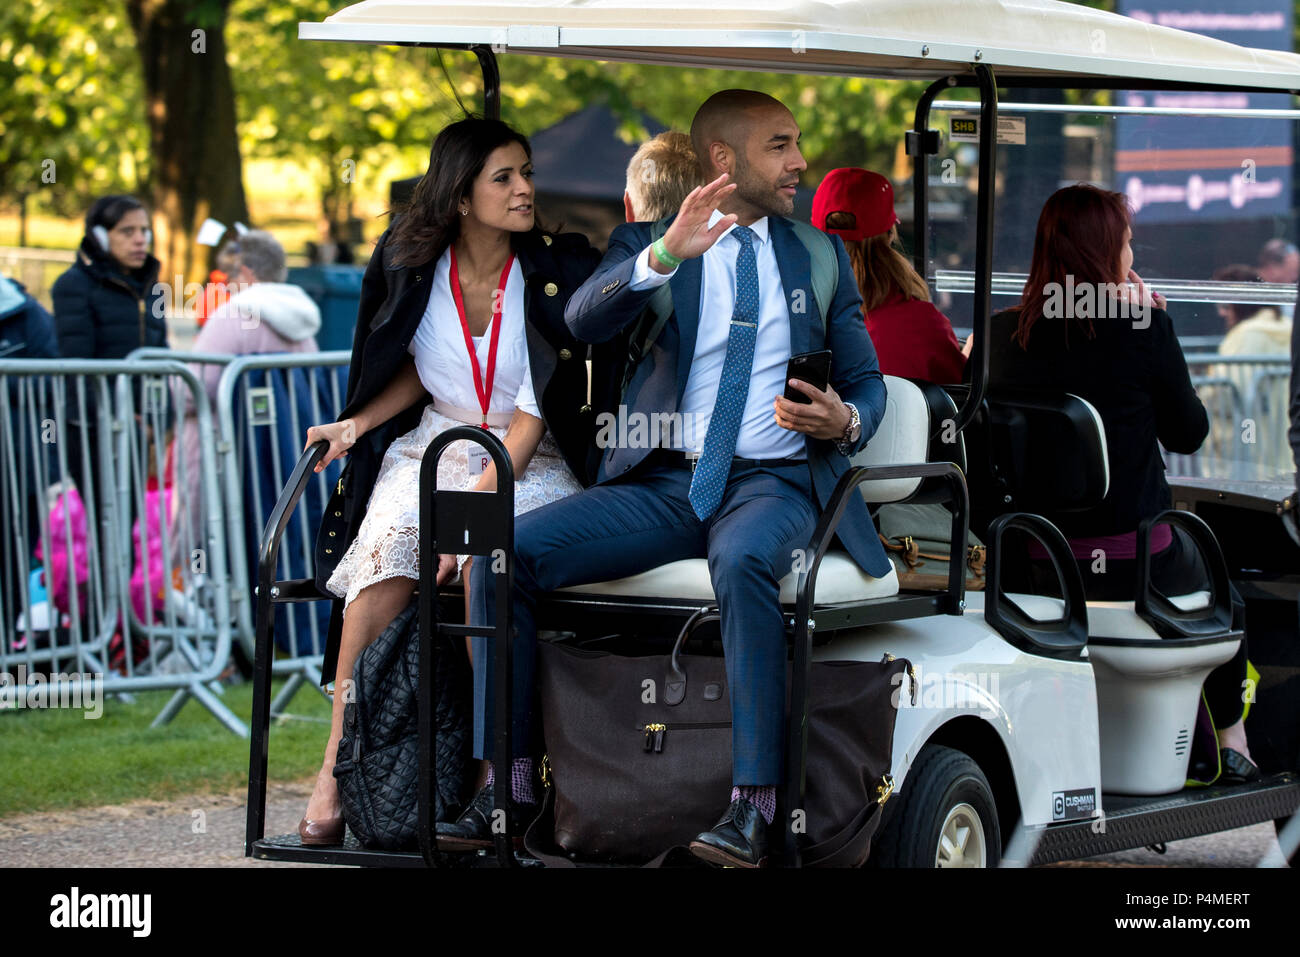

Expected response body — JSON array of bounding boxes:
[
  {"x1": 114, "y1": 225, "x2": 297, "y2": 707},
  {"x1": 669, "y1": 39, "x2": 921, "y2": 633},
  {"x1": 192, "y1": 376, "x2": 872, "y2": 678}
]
[
  {"x1": 949, "y1": 114, "x2": 1026, "y2": 145},
  {"x1": 1051, "y1": 787, "x2": 1097, "y2": 821},
  {"x1": 466, "y1": 443, "x2": 490, "y2": 478}
]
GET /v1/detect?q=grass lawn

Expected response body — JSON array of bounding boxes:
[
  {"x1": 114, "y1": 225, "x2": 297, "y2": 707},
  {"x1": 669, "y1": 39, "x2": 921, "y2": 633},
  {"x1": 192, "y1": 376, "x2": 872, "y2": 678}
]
[{"x1": 0, "y1": 678, "x2": 331, "y2": 818}]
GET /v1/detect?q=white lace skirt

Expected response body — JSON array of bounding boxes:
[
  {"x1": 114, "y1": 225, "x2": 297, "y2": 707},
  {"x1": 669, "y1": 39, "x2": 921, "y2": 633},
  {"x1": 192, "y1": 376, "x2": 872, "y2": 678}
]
[{"x1": 325, "y1": 403, "x2": 582, "y2": 612}]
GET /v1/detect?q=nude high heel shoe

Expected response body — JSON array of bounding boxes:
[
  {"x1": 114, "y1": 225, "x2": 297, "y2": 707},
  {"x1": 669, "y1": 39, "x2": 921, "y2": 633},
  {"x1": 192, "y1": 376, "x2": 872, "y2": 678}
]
[{"x1": 298, "y1": 814, "x2": 345, "y2": 846}]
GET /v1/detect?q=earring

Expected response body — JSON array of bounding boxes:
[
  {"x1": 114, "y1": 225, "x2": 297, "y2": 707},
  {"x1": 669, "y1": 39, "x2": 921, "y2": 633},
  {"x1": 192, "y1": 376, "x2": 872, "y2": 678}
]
[{"x1": 460, "y1": 208, "x2": 468, "y2": 216}]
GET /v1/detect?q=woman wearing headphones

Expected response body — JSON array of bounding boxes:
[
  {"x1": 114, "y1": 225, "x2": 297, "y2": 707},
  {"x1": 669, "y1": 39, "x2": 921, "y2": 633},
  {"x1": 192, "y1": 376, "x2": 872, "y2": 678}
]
[
  {"x1": 52, "y1": 195, "x2": 167, "y2": 360},
  {"x1": 50, "y1": 196, "x2": 168, "y2": 507}
]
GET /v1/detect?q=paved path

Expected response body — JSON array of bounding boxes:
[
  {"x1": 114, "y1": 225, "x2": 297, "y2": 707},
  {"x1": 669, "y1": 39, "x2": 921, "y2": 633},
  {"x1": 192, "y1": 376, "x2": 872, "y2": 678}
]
[
  {"x1": 0, "y1": 781, "x2": 330, "y2": 868},
  {"x1": 0, "y1": 782, "x2": 1290, "y2": 867}
]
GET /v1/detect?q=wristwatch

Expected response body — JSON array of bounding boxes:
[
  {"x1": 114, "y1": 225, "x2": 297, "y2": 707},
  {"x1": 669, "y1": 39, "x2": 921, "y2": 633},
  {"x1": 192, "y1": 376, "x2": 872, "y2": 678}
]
[{"x1": 835, "y1": 402, "x2": 861, "y2": 456}]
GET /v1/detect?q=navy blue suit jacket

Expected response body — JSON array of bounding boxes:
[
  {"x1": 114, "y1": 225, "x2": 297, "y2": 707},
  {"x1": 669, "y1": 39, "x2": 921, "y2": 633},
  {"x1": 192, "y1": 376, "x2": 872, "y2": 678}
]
[{"x1": 564, "y1": 217, "x2": 892, "y2": 579}]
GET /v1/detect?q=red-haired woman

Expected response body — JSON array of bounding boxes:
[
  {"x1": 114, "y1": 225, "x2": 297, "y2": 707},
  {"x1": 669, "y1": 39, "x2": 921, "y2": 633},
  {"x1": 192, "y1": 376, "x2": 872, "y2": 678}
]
[
  {"x1": 813, "y1": 168, "x2": 967, "y2": 384},
  {"x1": 989, "y1": 184, "x2": 1256, "y2": 782}
]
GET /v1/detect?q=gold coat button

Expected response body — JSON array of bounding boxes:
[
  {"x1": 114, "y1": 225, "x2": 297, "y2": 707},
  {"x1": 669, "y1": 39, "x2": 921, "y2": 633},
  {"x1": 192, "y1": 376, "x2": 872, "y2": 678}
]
[
  {"x1": 559, "y1": 348, "x2": 572, "y2": 360},
  {"x1": 544, "y1": 282, "x2": 558, "y2": 296},
  {"x1": 543, "y1": 234, "x2": 553, "y2": 246},
  {"x1": 328, "y1": 531, "x2": 336, "y2": 537},
  {"x1": 324, "y1": 548, "x2": 333, "y2": 555}
]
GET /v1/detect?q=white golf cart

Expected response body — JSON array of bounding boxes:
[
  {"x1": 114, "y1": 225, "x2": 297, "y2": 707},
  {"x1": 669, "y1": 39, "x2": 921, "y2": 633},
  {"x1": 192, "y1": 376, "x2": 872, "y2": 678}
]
[{"x1": 245, "y1": 0, "x2": 1300, "y2": 868}]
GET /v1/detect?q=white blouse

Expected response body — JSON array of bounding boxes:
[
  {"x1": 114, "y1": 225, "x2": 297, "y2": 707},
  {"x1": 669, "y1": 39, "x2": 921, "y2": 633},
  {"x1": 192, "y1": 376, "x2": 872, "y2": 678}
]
[{"x1": 408, "y1": 247, "x2": 539, "y2": 420}]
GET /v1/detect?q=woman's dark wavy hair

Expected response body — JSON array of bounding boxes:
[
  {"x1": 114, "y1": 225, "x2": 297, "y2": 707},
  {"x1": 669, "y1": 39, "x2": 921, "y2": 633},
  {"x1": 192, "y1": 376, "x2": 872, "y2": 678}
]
[
  {"x1": 389, "y1": 117, "x2": 532, "y2": 267},
  {"x1": 1012, "y1": 184, "x2": 1132, "y2": 349}
]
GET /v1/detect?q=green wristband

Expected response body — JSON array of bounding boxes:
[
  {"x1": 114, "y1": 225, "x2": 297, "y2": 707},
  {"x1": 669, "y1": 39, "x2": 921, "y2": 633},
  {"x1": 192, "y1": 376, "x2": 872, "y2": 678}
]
[{"x1": 651, "y1": 236, "x2": 683, "y2": 269}]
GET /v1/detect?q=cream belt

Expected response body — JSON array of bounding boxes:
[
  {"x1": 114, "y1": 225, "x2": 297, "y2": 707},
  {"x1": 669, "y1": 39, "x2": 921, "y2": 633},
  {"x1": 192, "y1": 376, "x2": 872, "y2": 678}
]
[{"x1": 431, "y1": 397, "x2": 513, "y2": 429}]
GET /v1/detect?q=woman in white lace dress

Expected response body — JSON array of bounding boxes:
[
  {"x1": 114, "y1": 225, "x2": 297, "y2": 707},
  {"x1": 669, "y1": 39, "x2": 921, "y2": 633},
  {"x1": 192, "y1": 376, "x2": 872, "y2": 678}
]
[{"x1": 296, "y1": 118, "x2": 601, "y2": 845}]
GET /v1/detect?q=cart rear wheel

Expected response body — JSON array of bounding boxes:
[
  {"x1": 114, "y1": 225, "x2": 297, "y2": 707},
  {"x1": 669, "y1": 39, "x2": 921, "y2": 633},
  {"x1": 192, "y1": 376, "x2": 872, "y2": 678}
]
[{"x1": 870, "y1": 744, "x2": 1000, "y2": 868}]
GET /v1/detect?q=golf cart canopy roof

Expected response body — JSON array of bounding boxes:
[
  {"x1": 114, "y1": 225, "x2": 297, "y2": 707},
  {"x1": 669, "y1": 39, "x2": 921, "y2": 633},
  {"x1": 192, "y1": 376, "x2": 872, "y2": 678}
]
[{"x1": 300, "y1": 0, "x2": 1300, "y2": 92}]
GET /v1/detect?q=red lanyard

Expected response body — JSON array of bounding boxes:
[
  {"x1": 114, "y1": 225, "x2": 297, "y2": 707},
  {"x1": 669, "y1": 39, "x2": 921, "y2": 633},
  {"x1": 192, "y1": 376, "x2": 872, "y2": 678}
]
[{"x1": 448, "y1": 245, "x2": 514, "y2": 428}]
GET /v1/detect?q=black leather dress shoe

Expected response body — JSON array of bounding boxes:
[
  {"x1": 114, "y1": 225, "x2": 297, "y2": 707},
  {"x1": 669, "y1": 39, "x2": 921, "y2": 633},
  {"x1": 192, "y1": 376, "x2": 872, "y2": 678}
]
[
  {"x1": 689, "y1": 798, "x2": 768, "y2": 868},
  {"x1": 1219, "y1": 747, "x2": 1261, "y2": 784},
  {"x1": 436, "y1": 784, "x2": 537, "y2": 851}
]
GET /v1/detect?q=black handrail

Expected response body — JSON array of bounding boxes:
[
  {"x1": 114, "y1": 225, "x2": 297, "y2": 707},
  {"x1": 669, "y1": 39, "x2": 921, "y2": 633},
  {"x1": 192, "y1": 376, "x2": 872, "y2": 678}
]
[
  {"x1": 418, "y1": 425, "x2": 515, "y2": 868},
  {"x1": 983, "y1": 512, "x2": 1088, "y2": 660},
  {"x1": 1135, "y1": 510, "x2": 1234, "y2": 640},
  {"x1": 783, "y1": 461, "x2": 969, "y2": 867},
  {"x1": 246, "y1": 440, "x2": 328, "y2": 855}
]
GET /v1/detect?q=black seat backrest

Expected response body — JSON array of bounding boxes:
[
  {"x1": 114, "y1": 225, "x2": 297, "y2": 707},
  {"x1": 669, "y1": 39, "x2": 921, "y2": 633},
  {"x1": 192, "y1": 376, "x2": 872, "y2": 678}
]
[
  {"x1": 902, "y1": 378, "x2": 967, "y2": 505},
  {"x1": 956, "y1": 387, "x2": 1109, "y2": 538}
]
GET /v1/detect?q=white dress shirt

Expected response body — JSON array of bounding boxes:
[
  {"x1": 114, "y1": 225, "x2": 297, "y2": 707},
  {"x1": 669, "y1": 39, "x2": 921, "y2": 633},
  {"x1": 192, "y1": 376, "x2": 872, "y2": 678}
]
[
  {"x1": 408, "y1": 247, "x2": 539, "y2": 420},
  {"x1": 629, "y1": 211, "x2": 803, "y2": 459}
]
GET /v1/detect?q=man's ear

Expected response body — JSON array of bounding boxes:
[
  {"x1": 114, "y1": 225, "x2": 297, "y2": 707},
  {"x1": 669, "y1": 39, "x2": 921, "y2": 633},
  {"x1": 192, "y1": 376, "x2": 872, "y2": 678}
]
[
  {"x1": 708, "y1": 142, "x2": 732, "y2": 177},
  {"x1": 623, "y1": 190, "x2": 636, "y2": 223}
]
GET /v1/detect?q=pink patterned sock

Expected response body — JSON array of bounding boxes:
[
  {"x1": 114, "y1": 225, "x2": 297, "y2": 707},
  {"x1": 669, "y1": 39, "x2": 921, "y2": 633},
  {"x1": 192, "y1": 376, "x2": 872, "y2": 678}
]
[
  {"x1": 484, "y1": 759, "x2": 536, "y2": 804},
  {"x1": 732, "y1": 785, "x2": 776, "y2": 824}
]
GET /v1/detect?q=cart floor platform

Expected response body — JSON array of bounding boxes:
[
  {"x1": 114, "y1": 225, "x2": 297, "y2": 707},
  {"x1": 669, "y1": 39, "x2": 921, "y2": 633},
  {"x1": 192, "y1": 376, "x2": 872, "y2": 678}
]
[{"x1": 1025, "y1": 772, "x2": 1299, "y2": 866}]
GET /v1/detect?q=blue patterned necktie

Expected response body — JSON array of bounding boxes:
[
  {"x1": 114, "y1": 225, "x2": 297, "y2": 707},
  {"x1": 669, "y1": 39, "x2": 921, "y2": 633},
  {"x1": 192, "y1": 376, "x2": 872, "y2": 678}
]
[{"x1": 688, "y1": 225, "x2": 758, "y2": 521}]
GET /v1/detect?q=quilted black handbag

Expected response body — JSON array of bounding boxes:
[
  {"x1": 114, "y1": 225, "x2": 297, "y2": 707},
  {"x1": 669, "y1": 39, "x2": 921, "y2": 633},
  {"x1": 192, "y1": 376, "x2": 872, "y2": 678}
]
[{"x1": 332, "y1": 598, "x2": 471, "y2": 850}]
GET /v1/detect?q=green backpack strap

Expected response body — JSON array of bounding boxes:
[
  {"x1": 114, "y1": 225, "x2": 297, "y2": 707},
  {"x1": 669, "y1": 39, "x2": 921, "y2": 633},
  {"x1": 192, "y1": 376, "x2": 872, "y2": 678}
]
[{"x1": 789, "y1": 219, "x2": 839, "y2": 334}]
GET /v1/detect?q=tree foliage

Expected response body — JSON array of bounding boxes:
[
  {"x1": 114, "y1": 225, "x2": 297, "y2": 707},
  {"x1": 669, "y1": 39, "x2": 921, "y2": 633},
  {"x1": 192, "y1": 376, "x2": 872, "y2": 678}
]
[
  {"x1": 0, "y1": 0, "x2": 148, "y2": 218},
  {"x1": 228, "y1": 0, "x2": 470, "y2": 231},
  {"x1": 124, "y1": 0, "x2": 249, "y2": 283},
  {"x1": 29, "y1": 0, "x2": 1292, "y2": 269}
]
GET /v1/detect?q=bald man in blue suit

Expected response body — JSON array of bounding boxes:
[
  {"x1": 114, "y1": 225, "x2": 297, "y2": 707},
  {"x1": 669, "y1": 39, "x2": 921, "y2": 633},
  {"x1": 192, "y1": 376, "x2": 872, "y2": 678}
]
[{"x1": 449, "y1": 90, "x2": 890, "y2": 867}]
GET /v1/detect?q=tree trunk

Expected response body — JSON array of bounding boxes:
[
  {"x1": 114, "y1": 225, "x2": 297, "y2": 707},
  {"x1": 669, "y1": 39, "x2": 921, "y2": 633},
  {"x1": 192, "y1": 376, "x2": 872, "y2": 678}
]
[
  {"x1": 125, "y1": 0, "x2": 248, "y2": 293},
  {"x1": 317, "y1": 146, "x2": 354, "y2": 261}
]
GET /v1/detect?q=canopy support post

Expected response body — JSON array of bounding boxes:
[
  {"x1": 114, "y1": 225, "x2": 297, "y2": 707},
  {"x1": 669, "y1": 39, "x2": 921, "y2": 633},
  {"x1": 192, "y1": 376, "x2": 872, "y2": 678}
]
[
  {"x1": 910, "y1": 76, "x2": 956, "y2": 277},
  {"x1": 953, "y1": 63, "x2": 998, "y2": 433},
  {"x1": 471, "y1": 45, "x2": 501, "y2": 119}
]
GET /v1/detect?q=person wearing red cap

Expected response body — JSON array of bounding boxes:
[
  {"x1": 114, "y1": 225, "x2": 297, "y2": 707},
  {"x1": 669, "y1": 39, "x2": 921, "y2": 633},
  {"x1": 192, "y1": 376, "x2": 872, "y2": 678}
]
[{"x1": 813, "y1": 168, "x2": 967, "y2": 384}]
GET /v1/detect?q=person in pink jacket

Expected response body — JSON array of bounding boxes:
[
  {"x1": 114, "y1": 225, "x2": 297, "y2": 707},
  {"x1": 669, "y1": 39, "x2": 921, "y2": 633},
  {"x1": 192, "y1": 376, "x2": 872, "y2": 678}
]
[
  {"x1": 191, "y1": 230, "x2": 321, "y2": 398},
  {"x1": 171, "y1": 231, "x2": 322, "y2": 570}
]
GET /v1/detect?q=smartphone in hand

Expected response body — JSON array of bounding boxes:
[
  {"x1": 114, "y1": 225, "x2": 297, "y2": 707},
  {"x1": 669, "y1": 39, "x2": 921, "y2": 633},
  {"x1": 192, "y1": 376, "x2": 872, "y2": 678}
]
[{"x1": 783, "y1": 350, "x2": 832, "y2": 404}]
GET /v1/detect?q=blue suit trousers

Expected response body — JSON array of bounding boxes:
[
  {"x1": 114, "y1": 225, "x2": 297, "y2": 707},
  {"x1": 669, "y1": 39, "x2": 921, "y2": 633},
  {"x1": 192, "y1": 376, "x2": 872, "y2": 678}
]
[{"x1": 469, "y1": 460, "x2": 818, "y2": 785}]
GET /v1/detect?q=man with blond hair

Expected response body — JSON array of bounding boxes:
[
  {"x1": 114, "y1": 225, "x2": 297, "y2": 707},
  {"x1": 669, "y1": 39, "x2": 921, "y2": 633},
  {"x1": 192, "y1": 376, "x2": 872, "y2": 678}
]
[{"x1": 624, "y1": 130, "x2": 703, "y2": 223}]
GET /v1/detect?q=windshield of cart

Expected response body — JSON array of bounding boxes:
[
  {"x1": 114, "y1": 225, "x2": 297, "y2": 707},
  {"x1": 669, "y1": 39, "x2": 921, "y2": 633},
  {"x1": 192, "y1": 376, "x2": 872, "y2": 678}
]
[{"x1": 923, "y1": 95, "x2": 1298, "y2": 484}]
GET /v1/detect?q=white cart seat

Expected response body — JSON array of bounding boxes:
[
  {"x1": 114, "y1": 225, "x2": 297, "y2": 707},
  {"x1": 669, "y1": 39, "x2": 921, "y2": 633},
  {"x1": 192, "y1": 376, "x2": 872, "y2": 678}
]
[{"x1": 557, "y1": 553, "x2": 899, "y2": 604}]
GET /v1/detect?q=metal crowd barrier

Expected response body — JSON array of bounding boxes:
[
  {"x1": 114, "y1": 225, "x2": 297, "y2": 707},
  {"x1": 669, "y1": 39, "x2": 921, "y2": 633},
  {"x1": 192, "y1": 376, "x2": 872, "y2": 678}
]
[
  {"x1": 134, "y1": 348, "x2": 350, "y2": 715},
  {"x1": 1166, "y1": 354, "x2": 1293, "y2": 480},
  {"x1": 213, "y1": 352, "x2": 349, "y2": 715},
  {"x1": 0, "y1": 359, "x2": 241, "y2": 733}
]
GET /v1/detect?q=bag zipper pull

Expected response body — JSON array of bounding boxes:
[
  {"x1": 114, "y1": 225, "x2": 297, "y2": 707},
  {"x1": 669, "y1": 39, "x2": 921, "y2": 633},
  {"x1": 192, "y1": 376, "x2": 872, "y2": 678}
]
[
  {"x1": 643, "y1": 724, "x2": 654, "y2": 752},
  {"x1": 654, "y1": 724, "x2": 665, "y2": 753}
]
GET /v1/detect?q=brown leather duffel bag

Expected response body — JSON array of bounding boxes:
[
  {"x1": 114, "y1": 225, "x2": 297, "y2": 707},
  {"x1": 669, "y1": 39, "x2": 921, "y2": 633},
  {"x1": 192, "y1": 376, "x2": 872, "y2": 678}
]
[{"x1": 530, "y1": 612, "x2": 911, "y2": 866}]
